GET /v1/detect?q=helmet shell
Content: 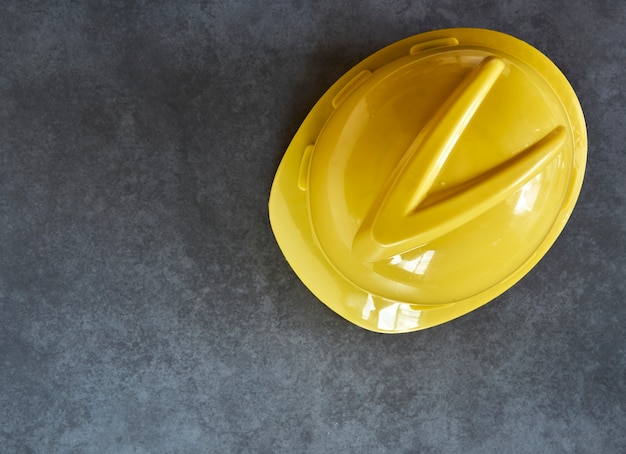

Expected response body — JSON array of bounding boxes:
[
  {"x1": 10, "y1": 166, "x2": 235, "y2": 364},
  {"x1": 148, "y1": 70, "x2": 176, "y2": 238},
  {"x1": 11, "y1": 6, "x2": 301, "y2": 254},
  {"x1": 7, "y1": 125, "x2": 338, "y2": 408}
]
[{"x1": 269, "y1": 28, "x2": 587, "y2": 333}]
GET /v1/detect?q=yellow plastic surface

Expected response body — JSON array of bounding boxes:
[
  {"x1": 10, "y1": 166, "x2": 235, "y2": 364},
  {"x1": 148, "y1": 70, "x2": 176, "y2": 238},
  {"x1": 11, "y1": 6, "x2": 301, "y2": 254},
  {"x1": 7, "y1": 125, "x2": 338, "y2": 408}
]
[{"x1": 269, "y1": 28, "x2": 587, "y2": 333}]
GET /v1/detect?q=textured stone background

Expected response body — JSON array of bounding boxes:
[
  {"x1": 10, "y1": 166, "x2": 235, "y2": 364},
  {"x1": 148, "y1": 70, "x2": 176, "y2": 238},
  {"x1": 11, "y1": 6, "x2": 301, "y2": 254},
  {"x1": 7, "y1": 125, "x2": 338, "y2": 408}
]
[{"x1": 1, "y1": 1, "x2": 625, "y2": 452}]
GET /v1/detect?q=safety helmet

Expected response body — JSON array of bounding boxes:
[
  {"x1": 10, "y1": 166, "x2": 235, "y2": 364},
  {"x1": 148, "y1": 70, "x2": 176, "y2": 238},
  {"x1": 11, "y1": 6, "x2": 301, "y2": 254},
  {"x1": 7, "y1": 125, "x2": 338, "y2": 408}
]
[{"x1": 269, "y1": 28, "x2": 587, "y2": 333}]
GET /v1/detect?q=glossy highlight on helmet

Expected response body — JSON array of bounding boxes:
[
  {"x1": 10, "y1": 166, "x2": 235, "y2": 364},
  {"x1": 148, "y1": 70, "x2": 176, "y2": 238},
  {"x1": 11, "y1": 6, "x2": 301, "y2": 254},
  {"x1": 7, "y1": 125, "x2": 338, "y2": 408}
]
[{"x1": 269, "y1": 28, "x2": 587, "y2": 333}]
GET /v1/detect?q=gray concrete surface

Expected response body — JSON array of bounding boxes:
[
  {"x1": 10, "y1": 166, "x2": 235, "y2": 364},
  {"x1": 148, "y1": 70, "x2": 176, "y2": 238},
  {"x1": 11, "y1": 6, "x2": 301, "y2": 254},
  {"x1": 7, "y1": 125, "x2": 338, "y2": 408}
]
[{"x1": 1, "y1": 1, "x2": 625, "y2": 452}]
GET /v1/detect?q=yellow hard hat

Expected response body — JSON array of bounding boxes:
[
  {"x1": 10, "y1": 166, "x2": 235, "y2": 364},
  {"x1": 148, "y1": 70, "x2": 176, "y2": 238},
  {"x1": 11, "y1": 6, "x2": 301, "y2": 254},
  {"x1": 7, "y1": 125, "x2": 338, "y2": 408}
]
[{"x1": 269, "y1": 28, "x2": 587, "y2": 333}]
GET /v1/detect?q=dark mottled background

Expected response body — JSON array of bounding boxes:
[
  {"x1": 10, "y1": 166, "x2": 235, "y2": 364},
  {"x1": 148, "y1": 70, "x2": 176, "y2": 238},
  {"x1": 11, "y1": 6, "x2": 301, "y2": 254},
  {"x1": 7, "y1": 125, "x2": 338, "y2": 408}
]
[{"x1": 1, "y1": 1, "x2": 624, "y2": 452}]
